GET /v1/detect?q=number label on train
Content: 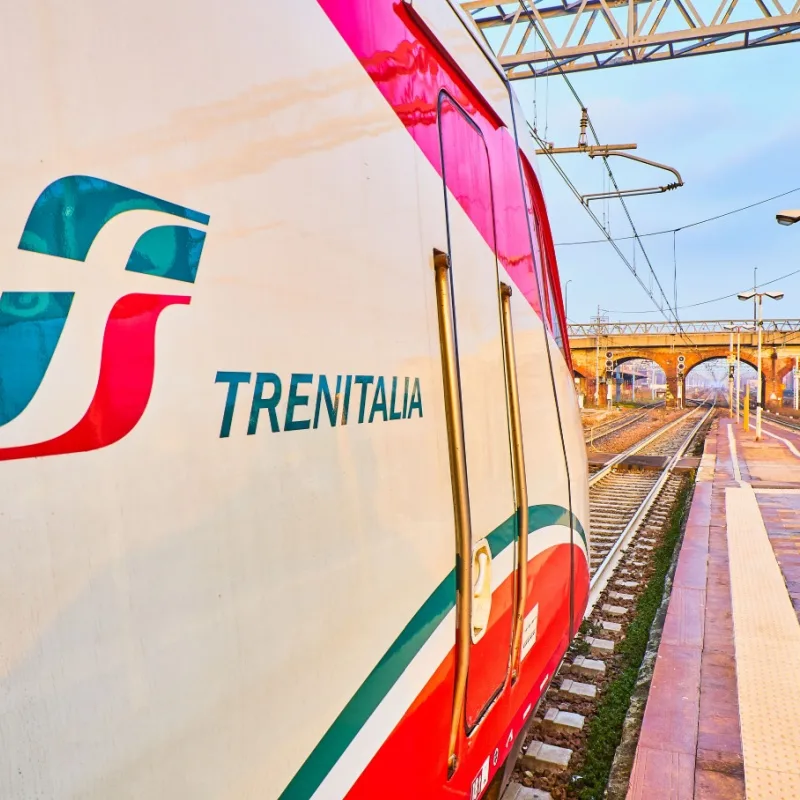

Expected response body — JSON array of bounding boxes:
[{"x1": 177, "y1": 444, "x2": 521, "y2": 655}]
[{"x1": 215, "y1": 372, "x2": 424, "y2": 437}]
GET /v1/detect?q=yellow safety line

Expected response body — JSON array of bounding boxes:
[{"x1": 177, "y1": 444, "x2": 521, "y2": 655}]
[{"x1": 726, "y1": 485, "x2": 800, "y2": 798}]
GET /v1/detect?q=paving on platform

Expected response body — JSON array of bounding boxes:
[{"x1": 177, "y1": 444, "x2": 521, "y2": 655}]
[{"x1": 627, "y1": 415, "x2": 800, "y2": 799}]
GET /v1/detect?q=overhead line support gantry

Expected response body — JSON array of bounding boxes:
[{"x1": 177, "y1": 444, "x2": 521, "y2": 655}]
[{"x1": 461, "y1": 0, "x2": 800, "y2": 77}]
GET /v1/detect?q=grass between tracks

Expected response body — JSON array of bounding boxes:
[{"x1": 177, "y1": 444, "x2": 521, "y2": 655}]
[{"x1": 571, "y1": 473, "x2": 695, "y2": 800}]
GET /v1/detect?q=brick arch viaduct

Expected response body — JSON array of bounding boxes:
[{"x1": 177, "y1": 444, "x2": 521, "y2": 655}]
[{"x1": 568, "y1": 320, "x2": 800, "y2": 407}]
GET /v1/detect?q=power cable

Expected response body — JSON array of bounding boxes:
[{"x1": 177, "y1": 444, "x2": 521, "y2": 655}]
[
  {"x1": 514, "y1": 1, "x2": 694, "y2": 345},
  {"x1": 598, "y1": 267, "x2": 800, "y2": 315},
  {"x1": 529, "y1": 124, "x2": 676, "y2": 319},
  {"x1": 555, "y1": 187, "x2": 800, "y2": 246}
]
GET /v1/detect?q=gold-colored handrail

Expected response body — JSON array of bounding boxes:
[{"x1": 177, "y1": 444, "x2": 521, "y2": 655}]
[
  {"x1": 433, "y1": 249, "x2": 472, "y2": 776},
  {"x1": 500, "y1": 283, "x2": 529, "y2": 682}
]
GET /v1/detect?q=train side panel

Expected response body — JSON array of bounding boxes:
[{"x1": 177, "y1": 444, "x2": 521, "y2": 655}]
[
  {"x1": 0, "y1": 1, "x2": 588, "y2": 799},
  {"x1": 0, "y1": 4, "x2": 452, "y2": 797}
]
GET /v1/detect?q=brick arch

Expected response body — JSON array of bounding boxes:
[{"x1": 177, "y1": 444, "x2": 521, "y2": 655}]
[
  {"x1": 684, "y1": 352, "x2": 759, "y2": 376},
  {"x1": 606, "y1": 351, "x2": 672, "y2": 375},
  {"x1": 568, "y1": 337, "x2": 800, "y2": 407}
]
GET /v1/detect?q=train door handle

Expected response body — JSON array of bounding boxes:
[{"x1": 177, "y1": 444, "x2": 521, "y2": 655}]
[
  {"x1": 499, "y1": 282, "x2": 529, "y2": 682},
  {"x1": 471, "y1": 540, "x2": 492, "y2": 643}
]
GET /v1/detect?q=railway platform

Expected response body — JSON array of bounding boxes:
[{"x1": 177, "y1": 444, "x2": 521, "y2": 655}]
[{"x1": 627, "y1": 416, "x2": 800, "y2": 799}]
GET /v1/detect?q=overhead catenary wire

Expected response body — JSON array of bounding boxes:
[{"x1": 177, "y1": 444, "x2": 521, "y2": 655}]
[
  {"x1": 513, "y1": 1, "x2": 694, "y2": 346},
  {"x1": 529, "y1": 124, "x2": 667, "y2": 312},
  {"x1": 598, "y1": 267, "x2": 800, "y2": 315},
  {"x1": 555, "y1": 187, "x2": 800, "y2": 246}
]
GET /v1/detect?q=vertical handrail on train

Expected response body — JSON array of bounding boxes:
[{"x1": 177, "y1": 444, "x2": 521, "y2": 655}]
[
  {"x1": 433, "y1": 249, "x2": 472, "y2": 776},
  {"x1": 499, "y1": 283, "x2": 529, "y2": 682}
]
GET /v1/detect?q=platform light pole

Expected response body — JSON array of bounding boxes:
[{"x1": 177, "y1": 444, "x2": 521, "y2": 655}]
[
  {"x1": 776, "y1": 211, "x2": 800, "y2": 410},
  {"x1": 776, "y1": 209, "x2": 800, "y2": 226},
  {"x1": 738, "y1": 291, "x2": 784, "y2": 441}
]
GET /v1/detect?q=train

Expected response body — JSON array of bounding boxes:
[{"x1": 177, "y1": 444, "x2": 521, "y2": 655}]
[{"x1": 0, "y1": 1, "x2": 590, "y2": 798}]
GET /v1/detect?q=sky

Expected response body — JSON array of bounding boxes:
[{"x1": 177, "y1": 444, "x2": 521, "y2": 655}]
[{"x1": 508, "y1": 40, "x2": 799, "y2": 324}]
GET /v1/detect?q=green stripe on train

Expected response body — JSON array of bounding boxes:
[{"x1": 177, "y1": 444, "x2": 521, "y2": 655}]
[{"x1": 278, "y1": 503, "x2": 586, "y2": 799}]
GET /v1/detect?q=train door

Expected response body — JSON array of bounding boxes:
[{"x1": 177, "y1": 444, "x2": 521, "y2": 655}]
[{"x1": 435, "y1": 93, "x2": 517, "y2": 734}]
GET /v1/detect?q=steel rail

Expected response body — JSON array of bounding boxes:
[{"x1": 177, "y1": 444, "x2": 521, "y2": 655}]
[
  {"x1": 584, "y1": 401, "x2": 664, "y2": 445},
  {"x1": 588, "y1": 405, "x2": 696, "y2": 487},
  {"x1": 586, "y1": 401, "x2": 715, "y2": 614},
  {"x1": 763, "y1": 412, "x2": 800, "y2": 433}
]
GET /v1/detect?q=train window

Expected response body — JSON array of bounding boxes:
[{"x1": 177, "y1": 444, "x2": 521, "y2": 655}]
[
  {"x1": 547, "y1": 264, "x2": 565, "y2": 352},
  {"x1": 519, "y1": 153, "x2": 571, "y2": 365}
]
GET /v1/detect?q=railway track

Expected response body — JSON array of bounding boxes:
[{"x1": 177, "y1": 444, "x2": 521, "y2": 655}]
[
  {"x1": 762, "y1": 411, "x2": 800, "y2": 433},
  {"x1": 733, "y1": 396, "x2": 800, "y2": 434},
  {"x1": 586, "y1": 403, "x2": 713, "y2": 609},
  {"x1": 583, "y1": 402, "x2": 664, "y2": 446},
  {"x1": 505, "y1": 400, "x2": 716, "y2": 800}
]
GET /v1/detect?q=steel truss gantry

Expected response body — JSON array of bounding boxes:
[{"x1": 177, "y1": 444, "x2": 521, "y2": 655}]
[
  {"x1": 461, "y1": 0, "x2": 800, "y2": 77},
  {"x1": 568, "y1": 319, "x2": 800, "y2": 336}
]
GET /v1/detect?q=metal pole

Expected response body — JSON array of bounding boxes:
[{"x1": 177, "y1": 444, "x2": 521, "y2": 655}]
[
  {"x1": 795, "y1": 355, "x2": 799, "y2": 412},
  {"x1": 594, "y1": 306, "x2": 600, "y2": 407},
  {"x1": 756, "y1": 296, "x2": 763, "y2": 441},
  {"x1": 736, "y1": 330, "x2": 741, "y2": 423},
  {"x1": 744, "y1": 383, "x2": 750, "y2": 431},
  {"x1": 753, "y1": 267, "x2": 758, "y2": 328},
  {"x1": 728, "y1": 329, "x2": 734, "y2": 417}
]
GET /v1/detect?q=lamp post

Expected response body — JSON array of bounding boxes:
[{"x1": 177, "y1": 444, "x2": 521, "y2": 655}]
[
  {"x1": 776, "y1": 210, "x2": 800, "y2": 409},
  {"x1": 737, "y1": 291, "x2": 784, "y2": 440},
  {"x1": 776, "y1": 209, "x2": 800, "y2": 226},
  {"x1": 753, "y1": 267, "x2": 757, "y2": 328}
]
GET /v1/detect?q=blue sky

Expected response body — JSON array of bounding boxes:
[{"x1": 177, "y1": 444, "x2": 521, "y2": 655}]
[{"x1": 512, "y1": 44, "x2": 799, "y2": 324}]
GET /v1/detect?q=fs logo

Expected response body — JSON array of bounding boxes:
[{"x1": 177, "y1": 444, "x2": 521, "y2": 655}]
[{"x1": 0, "y1": 175, "x2": 209, "y2": 462}]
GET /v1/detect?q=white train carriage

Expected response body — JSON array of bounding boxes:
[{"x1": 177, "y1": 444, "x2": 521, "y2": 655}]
[{"x1": 0, "y1": 1, "x2": 589, "y2": 798}]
